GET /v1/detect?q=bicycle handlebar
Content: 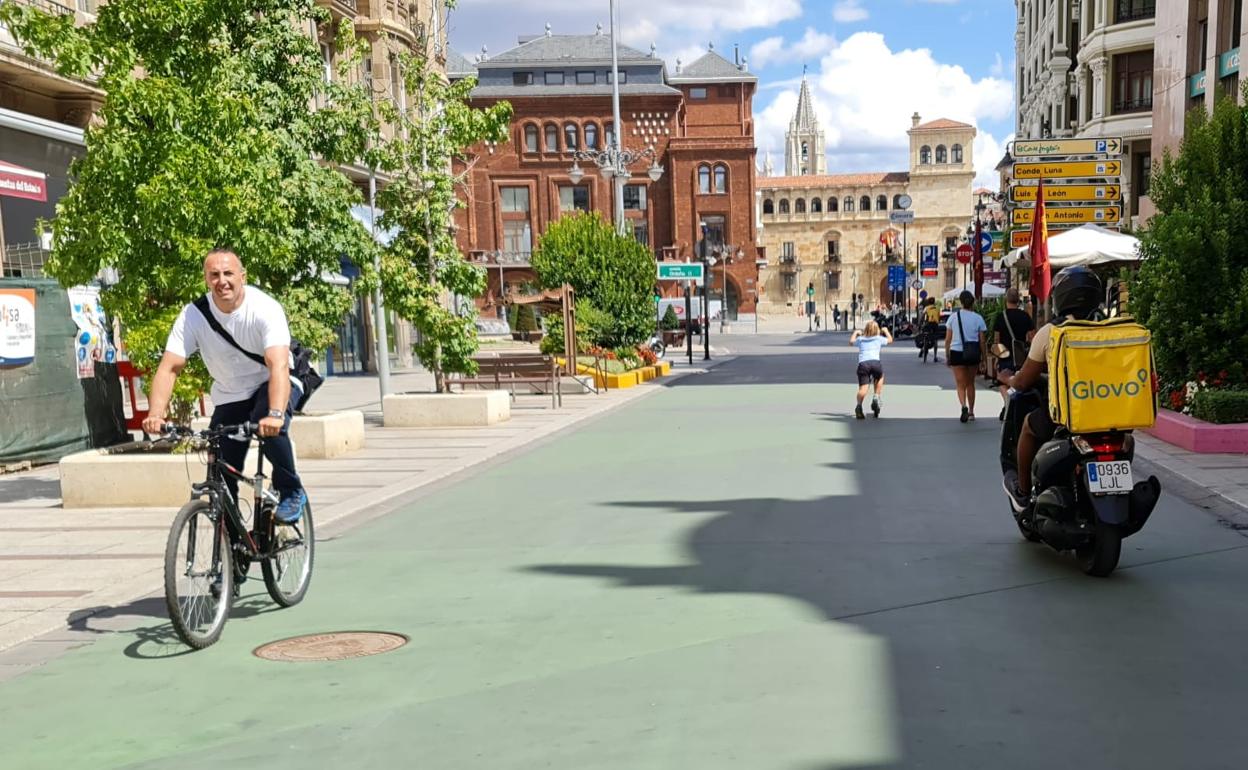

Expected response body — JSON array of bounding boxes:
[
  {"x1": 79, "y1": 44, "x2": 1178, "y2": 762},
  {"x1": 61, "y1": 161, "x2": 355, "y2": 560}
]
[{"x1": 159, "y1": 422, "x2": 261, "y2": 441}]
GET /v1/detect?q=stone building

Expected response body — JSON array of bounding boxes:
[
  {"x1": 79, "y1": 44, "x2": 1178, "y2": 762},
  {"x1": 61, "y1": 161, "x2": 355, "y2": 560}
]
[
  {"x1": 785, "y1": 76, "x2": 826, "y2": 176},
  {"x1": 1014, "y1": 0, "x2": 1155, "y2": 227},
  {"x1": 757, "y1": 114, "x2": 975, "y2": 318},
  {"x1": 452, "y1": 31, "x2": 762, "y2": 321}
]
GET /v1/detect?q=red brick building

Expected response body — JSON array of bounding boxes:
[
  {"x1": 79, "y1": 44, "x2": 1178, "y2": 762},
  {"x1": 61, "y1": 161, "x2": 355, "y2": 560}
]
[{"x1": 451, "y1": 31, "x2": 761, "y2": 320}]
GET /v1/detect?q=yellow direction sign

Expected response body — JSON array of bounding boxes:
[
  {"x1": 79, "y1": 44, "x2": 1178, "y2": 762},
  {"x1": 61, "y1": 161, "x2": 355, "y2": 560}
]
[
  {"x1": 1012, "y1": 206, "x2": 1121, "y2": 226},
  {"x1": 1011, "y1": 183, "x2": 1122, "y2": 203},
  {"x1": 1010, "y1": 231, "x2": 1032, "y2": 249},
  {"x1": 1012, "y1": 160, "x2": 1122, "y2": 180},
  {"x1": 1013, "y1": 137, "x2": 1123, "y2": 157}
]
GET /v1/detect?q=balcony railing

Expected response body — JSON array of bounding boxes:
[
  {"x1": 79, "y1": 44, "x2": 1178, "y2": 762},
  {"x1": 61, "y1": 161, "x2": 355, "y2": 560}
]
[
  {"x1": 1112, "y1": 96, "x2": 1153, "y2": 114},
  {"x1": 1113, "y1": 0, "x2": 1154, "y2": 24},
  {"x1": 824, "y1": 253, "x2": 840, "y2": 264}
]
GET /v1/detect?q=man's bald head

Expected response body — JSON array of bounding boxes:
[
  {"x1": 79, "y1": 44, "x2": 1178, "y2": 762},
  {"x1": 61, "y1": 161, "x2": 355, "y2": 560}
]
[{"x1": 203, "y1": 248, "x2": 247, "y2": 311}]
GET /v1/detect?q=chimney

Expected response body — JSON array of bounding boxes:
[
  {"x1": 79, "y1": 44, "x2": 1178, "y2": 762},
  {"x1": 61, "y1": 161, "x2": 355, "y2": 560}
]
[
  {"x1": 734, "y1": 44, "x2": 740, "y2": 65},
  {"x1": 911, "y1": 112, "x2": 921, "y2": 128}
]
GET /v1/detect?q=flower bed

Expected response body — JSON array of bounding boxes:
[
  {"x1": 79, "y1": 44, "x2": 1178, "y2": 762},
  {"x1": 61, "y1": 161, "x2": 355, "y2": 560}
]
[{"x1": 1147, "y1": 410, "x2": 1248, "y2": 454}]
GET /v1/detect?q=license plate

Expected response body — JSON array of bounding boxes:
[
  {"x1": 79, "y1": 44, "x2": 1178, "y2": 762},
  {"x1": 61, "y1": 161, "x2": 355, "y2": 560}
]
[{"x1": 1087, "y1": 461, "x2": 1133, "y2": 495}]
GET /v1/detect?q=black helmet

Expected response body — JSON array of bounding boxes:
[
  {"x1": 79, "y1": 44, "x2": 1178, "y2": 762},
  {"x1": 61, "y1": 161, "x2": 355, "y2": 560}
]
[{"x1": 1051, "y1": 266, "x2": 1102, "y2": 318}]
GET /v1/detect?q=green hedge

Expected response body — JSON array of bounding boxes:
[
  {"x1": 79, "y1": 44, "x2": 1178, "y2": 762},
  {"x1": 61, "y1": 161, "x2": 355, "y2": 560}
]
[{"x1": 1191, "y1": 390, "x2": 1248, "y2": 425}]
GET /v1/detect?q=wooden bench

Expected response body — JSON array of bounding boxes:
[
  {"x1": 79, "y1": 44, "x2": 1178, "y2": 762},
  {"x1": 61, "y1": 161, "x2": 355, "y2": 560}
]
[{"x1": 449, "y1": 353, "x2": 563, "y2": 408}]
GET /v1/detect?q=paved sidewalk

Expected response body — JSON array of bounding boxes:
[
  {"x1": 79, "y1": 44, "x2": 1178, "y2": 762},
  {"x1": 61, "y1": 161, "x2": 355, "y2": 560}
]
[
  {"x1": 0, "y1": 360, "x2": 702, "y2": 659},
  {"x1": 1134, "y1": 433, "x2": 1248, "y2": 517}
]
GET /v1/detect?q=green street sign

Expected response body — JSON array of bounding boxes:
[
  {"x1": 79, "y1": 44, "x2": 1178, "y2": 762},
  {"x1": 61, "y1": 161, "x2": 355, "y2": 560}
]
[{"x1": 657, "y1": 262, "x2": 704, "y2": 281}]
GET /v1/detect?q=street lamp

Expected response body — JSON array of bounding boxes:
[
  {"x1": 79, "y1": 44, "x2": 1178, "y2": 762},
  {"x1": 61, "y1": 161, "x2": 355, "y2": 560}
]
[
  {"x1": 567, "y1": 0, "x2": 664, "y2": 235},
  {"x1": 970, "y1": 189, "x2": 1004, "y2": 300}
]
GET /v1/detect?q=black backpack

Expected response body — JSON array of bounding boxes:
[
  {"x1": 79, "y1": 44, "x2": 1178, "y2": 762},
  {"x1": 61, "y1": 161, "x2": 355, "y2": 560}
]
[{"x1": 192, "y1": 296, "x2": 323, "y2": 412}]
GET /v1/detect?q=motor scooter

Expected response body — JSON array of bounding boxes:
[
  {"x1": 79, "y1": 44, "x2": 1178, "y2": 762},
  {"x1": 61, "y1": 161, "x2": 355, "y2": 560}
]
[{"x1": 1000, "y1": 386, "x2": 1161, "y2": 576}]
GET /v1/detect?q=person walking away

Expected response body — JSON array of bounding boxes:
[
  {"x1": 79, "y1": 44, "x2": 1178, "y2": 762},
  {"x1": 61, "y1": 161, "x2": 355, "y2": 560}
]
[
  {"x1": 142, "y1": 248, "x2": 308, "y2": 525},
  {"x1": 992, "y1": 288, "x2": 1035, "y2": 420},
  {"x1": 921, "y1": 298, "x2": 941, "y2": 362},
  {"x1": 945, "y1": 290, "x2": 987, "y2": 422},
  {"x1": 850, "y1": 320, "x2": 893, "y2": 419},
  {"x1": 833, "y1": 305, "x2": 841, "y2": 330}
]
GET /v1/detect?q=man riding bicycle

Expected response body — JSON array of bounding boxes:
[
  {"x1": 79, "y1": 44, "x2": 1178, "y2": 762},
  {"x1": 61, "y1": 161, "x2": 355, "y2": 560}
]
[{"x1": 142, "y1": 248, "x2": 307, "y2": 524}]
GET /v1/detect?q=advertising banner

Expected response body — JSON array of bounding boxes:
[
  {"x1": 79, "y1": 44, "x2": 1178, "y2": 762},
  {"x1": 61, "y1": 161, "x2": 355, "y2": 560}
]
[{"x1": 0, "y1": 288, "x2": 36, "y2": 366}]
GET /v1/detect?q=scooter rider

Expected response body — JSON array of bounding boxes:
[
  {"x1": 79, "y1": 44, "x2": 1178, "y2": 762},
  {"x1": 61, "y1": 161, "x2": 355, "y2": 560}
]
[{"x1": 1005, "y1": 266, "x2": 1104, "y2": 508}]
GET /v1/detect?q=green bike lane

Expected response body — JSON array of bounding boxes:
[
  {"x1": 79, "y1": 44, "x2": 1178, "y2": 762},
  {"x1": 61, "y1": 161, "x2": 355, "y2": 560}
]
[{"x1": 4, "y1": 338, "x2": 1248, "y2": 769}]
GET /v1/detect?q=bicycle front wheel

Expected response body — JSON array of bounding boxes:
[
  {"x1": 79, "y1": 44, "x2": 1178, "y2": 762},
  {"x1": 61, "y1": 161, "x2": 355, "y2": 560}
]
[
  {"x1": 164, "y1": 499, "x2": 233, "y2": 649},
  {"x1": 263, "y1": 501, "x2": 314, "y2": 607}
]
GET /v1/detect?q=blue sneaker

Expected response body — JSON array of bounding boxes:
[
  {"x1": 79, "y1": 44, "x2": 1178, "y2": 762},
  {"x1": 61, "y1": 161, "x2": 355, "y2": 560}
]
[{"x1": 275, "y1": 489, "x2": 307, "y2": 524}]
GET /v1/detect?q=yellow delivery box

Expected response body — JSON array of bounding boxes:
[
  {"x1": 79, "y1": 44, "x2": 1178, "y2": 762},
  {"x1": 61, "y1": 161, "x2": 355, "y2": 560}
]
[{"x1": 1047, "y1": 317, "x2": 1157, "y2": 433}]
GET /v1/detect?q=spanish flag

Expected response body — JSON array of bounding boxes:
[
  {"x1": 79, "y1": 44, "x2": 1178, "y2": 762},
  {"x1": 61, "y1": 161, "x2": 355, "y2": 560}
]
[
  {"x1": 1029, "y1": 178, "x2": 1051, "y2": 302},
  {"x1": 879, "y1": 229, "x2": 898, "y2": 251}
]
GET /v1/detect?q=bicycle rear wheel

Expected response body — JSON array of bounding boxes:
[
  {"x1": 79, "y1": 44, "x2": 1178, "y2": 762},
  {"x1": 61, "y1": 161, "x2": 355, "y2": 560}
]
[
  {"x1": 262, "y1": 501, "x2": 314, "y2": 607},
  {"x1": 164, "y1": 500, "x2": 233, "y2": 649}
]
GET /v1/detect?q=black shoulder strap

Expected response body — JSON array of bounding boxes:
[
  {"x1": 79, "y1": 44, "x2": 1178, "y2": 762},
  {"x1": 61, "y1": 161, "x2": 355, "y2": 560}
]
[{"x1": 192, "y1": 296, "x2": 266, "y2": 366}]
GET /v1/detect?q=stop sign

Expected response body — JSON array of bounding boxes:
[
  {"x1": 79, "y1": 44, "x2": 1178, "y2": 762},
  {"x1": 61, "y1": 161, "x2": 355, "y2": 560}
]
[{"x1": 956, "y1": 243, "x2": 975, "y2": 265}]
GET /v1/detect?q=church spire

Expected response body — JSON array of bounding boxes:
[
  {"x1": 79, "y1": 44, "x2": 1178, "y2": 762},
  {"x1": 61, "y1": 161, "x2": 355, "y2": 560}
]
[{"x1": 785, "y1": 74, "x2": 825, "y2": 176}]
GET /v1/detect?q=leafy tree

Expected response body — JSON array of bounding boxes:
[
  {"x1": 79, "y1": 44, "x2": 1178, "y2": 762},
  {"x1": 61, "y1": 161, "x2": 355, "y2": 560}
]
[
  {"x1": 0, "y1": 0, "x2": 376, "y2": 419},
  {"x1": 530, "y1": 212, "x2": 654, "y2": 348},
  {"x1": 1134, "y1": 90, "x2": 1248, "y2": 389},
  {"x1": 371, "y1": 53, "x2": 512, "y2": 390}
]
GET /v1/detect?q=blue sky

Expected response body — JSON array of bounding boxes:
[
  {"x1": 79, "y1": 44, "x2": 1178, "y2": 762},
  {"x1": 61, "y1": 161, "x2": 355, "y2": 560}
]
[{"x1": 447, "y1": 0, "x2": 1017, "y2": 186}]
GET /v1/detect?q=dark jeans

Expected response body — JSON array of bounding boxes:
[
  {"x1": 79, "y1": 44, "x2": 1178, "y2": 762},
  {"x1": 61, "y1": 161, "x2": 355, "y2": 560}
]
[{"x1": 209, "y1": 383, "x2": 303, "y2": 500}]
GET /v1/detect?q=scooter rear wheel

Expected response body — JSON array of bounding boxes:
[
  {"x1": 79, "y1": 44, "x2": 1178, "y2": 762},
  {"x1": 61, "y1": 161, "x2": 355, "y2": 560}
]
[
  {"x1": 1076, "y1": 523, "x2": 1122, "y2": 577},
  {"x1": 1015, "y1": 515, "x2": 1043, "y2": 543}
]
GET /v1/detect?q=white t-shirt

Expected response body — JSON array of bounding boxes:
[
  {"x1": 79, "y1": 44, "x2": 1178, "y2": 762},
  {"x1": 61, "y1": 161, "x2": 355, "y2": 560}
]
[
  {"x1": 949, "y1": 309, "x2": 987, "y2": 352},
  {"x1": 166, "y1": 286, "x2": 294, "y2": 405}
]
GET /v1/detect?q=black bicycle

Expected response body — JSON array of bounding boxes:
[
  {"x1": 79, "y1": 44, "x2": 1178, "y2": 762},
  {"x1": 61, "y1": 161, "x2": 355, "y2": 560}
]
[{"x1": 161, "y1": 423, "x2": 314, "y2": 649}]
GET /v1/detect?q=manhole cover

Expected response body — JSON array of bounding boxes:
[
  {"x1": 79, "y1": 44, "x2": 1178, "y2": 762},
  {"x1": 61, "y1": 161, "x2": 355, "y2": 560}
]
[{"x1": 253, "y1": 631, "x2": 408, "y2": 662}]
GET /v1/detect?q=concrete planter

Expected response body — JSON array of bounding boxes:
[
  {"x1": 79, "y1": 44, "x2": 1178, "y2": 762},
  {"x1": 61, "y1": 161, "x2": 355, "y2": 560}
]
[
  {"x1": 1146, "y1": 410, "x2": 1248, "y2": 454},
  {"x1": 60, "y1": 446, "x2": 270, "y2": 509},
  {"x1": 290, "y1": 411, "x2": 365, "y2": 458},
  {"x1": 382, "y1": 391, "x2": 511, "y2": 427}
]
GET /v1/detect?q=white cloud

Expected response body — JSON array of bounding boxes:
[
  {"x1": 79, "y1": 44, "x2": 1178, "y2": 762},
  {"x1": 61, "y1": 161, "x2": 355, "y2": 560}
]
[
  {"x1": 990, "y1": 52, "x2": 1004, "y2": 77},
  {"x1": 833, "y1": 0, "x2": 869, "y2": 23},
  {"x1": 973, "y1": 131, "x2": 1012, "y2": 189},
  {"x1": 749, "y1": 36, "x2": 786, "y2": 70},
  {"x1": 756, "y1": 31, "x2": 1015, "y2": 175}
]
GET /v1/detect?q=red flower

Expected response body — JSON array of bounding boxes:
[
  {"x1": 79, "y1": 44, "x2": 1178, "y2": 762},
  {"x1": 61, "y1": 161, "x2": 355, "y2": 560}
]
[{"x1": 1169, "y1": 391, "x2": 1186, "y2": 410}]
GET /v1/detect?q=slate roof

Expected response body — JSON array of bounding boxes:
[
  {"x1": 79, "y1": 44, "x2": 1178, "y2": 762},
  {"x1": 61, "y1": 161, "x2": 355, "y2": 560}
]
[
  {"x1": 471, "y1": 83, "x2": 682, "y2": 99},
  {"x1": 446, "y1": 49, "x2": 477, "y2": 79},
  {"x1": 668, "y1": 49, "x2": 757, "y2": 83},
  {"x1": 759, "y1": 172, "x2": 912, "y2": 189},
  {"x1": 483, "y1": 34, "x2": 656, "y2": 66}
]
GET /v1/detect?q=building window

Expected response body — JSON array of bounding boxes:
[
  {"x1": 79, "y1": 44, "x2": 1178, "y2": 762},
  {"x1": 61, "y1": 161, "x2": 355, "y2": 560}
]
[
  {"x1": 811, "y1": 197, "x2": 822, "y2": 213},
  {"x1": 564, "y1": 122, "x2": 579, "y2": 151},
  {"x1": 607, "y1": 70, "x2": 627, "y2": 84},
  {"x1": 700, "y1": 215, "x2": 726, "y2": 250},
  {"x1": 844, "y1": 196, "x2": 854, "y2": 212},
  {"x1": 714, "y1": 165, "x2": 728, "y2": 194},
  {"x1": 585, "y1": 123, "x2": 599, "y2": 150},
  {"x1": 860, "y1": 195, "x2": 871, "y2": 211},
  {"x1": 524, "y1": 125, "x2": 539, "y2": 153},
  {"x1": 1114, "y1": 0, "x2": 1155, "y2": 24},
  {"x1": 763, "y1": 199, "x2": 775, "y2": 215},
  {"x1": 876, "y1": 195, "x2": 888, "y2": 211},
  {"x1": 828, "y1": 197, "x2": 838, "y2": 212},
  {"x1": 825, "y1": 271, "x2": 840, "y2": 291},
  {"x1": 795, "y1": 198, "x2": 806, "y2": 214},
  {"x1": 778, "y1": 199, "x2": 790, "y2": 214},
  {"x1": 1135, "y1": 151, "x2": 1152, "y2": 198},
  {"x1": 951, "y1": 144, "x2": 963, "y2": 163},
  {"x1": 545, "y1": 124, "x2": 559, "y2": 152},
  {"x1": 698, "y1": 166, "x2": 712, "y2": 194},
  {"x1": 781, "y1": 242, "x2": 796, "y2": 259},
  {"x1": 782, "y1": 273, "x2": 797, "y2": 293},
  {"x1": 632, "y1": 221, "x2": 649, "y2": 247},
  {"x1": 513, "y1": 72, "x2": 534, "y2": 86},
  {"x1": 935, "y1": 145, "x2": 948, "y2": 163},
  {"x1": 576, "y1": 71, "x2": 596, "y2": 85},
  {"x1": 502, "y1": 220, "x2": 532, "y2": 253},
  {"x1": 320, "y1": 43, "x2": 333, "y2": 84},
  {"x1": 801, "y1": 142, "x2": 809, "y2": 160},
  {"x1": 827, "y1": 240, "x2": 839, "y2": 259},
  {"x1": 559, "y1": 185, "x2": 590, "y2": 213},
  {"x1": 893, "y1": 194, "x2": 903, "y2": 209},
  {"x1": 944, "y1": 235, "x2": 958, "y2": 254},
  {"x1": 605, "y1": 122, "x2": 615, "y2": 148},
  {"x1": 920, "y1": 145, "x2": 932, "y2": 164},
  {"x1": 690, "y1": 87, "x2": 708, "y2": 99},
  {"x1": 545, "y1": 71, "x2": 565, "y2": 85},
  {"x1": 500, "y1": 187, "x2": 530, "y2": 213},
  {"x1": 1113, "y1": 51, "x2": 1154, "y2": 114},
  {"x1": 623, "y1": 184, "x2": 647, "y2": 211},
  {"x1": 944, "y1": 268, "x2": 957, "y2": 290}
]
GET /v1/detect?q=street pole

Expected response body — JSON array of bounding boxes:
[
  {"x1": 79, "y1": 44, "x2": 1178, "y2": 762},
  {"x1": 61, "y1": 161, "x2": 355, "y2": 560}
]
[
  {"x1": 684, "y1": 283, "x2": 693, "y2": 365},
  {"x1": 720, "y1": 254, "x2": 728, "y2": 334},
  {"x1": 973, "y1": 212, "x2": 984, "y2": 302},
  {"x1": 368, "y1": 167, "x2": 392, "y2": 399},
  {"x1": 608, "y1": 0, "x2": 626, "y2": 235}
]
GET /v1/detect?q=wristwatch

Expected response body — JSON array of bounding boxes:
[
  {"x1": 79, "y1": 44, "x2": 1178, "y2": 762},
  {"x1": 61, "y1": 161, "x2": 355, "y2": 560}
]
[{"x1": 267, "y1": 408, "x2": 284, "y2": 419}]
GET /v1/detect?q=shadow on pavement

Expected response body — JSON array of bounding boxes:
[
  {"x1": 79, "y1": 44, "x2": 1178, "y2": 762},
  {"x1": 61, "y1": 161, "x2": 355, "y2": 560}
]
[{"x1": 0, "y1": 476, "x2": 61, "y2": 504}]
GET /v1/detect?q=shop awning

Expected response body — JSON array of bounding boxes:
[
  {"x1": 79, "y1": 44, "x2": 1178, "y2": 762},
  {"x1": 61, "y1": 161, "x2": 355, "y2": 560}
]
[{"x1": 0, "y1": 160, "x2": 47, "y2": 202}]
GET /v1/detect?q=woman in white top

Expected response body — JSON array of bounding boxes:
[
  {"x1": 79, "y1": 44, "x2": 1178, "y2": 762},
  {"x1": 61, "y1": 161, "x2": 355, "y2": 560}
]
[{"x1": 944, "y1": 290, "x2": 988, "y2": 423}]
